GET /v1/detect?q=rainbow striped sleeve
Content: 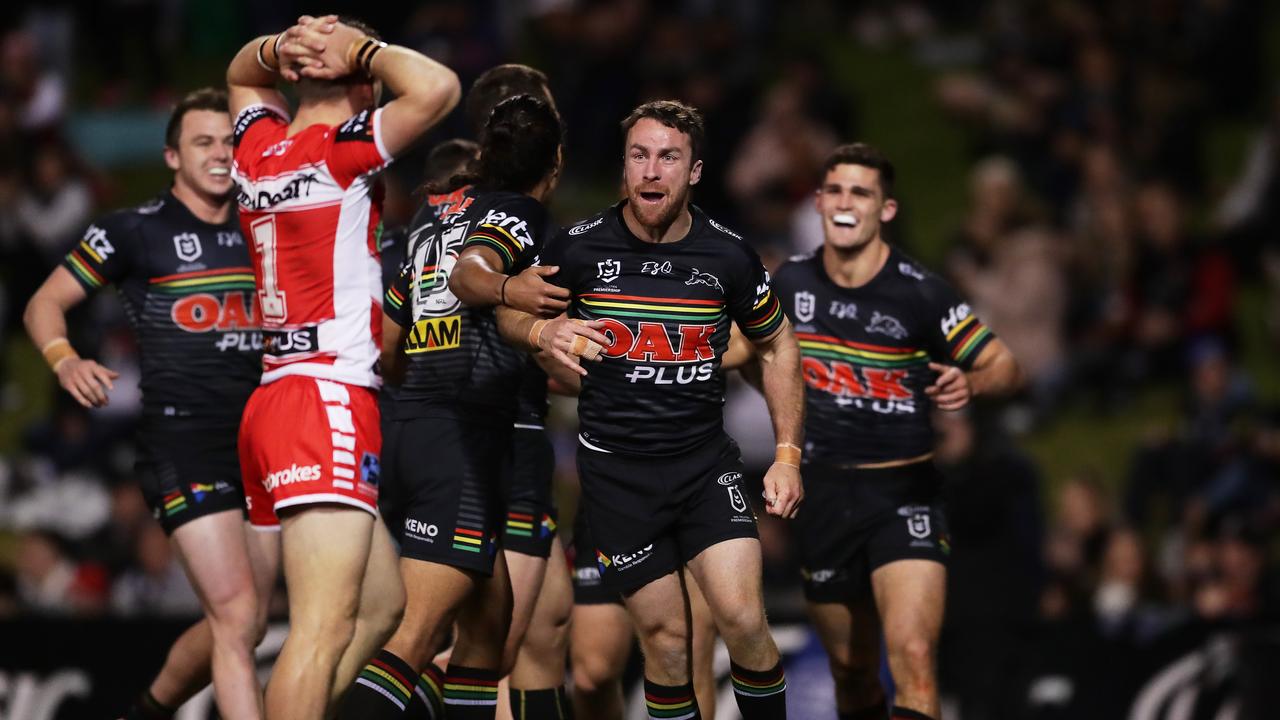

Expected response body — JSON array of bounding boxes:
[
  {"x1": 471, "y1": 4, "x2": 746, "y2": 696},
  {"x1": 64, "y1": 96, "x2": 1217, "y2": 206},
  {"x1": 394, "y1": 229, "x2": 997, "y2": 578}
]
[
  {"x1": 939, "y1": 308, "x2": 996, "y2": 368},
  {"x1": 383, "y1": 262, "x2": 412, "y2": 325},
  {"x1": 62, "y1": 223, "x2": 128, "y2": 291},
  {"x1": 464, "y1": 223, "x2": 526, "y2": 272}
]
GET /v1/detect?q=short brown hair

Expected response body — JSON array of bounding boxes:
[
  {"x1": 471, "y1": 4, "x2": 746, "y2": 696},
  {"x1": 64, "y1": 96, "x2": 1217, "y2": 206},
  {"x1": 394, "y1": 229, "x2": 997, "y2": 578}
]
[
  {"x1": 620, "y1": 100, "x2": 705, "y2": 162},
  {"x1": 465, "y1": 64, "x2": 551, "y2": 137},
  {"x1": 823, "y1": 143, "x2": 896, "y2": 197},
  {"x1": 165, "y1": 87, "x2": 229, "y2": 149}
]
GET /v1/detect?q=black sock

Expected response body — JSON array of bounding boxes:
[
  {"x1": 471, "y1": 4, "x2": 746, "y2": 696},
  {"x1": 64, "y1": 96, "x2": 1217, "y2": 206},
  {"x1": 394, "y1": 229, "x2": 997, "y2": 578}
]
[
  {"x1": 123, "y1": 690, "x2": 175, "y2": 720},
  {"x1": 443, "y1": 664, "x2": 500, "y2": 719},
  {"x1": 889, "y1": 707, "x2": 935, "y2": 720},
  {"x1": 730, "y1": 660, "x2": 787, "y2": 719},
  {"x1": 338, "y1": 649, "x2": 417, "y2": 718},
  {"x1": 643, "y1": 678, "x2": 700, "y2": 719},
  {"x1": 840, "y1": 699, "x2": 889, "y2": 720},
  {"x1": 509, "y1": 686, "x2": 574, "y2": 719},
  {"x1": 405, "y1": 663, "x2": 446, "y2": 719}
]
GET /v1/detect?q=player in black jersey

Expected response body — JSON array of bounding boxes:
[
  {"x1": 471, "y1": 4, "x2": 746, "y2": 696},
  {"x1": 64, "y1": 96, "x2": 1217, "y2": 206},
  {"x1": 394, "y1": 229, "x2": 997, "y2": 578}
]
[
  {"x1": 747, "y1": 143, "x2": 1022, "y2": 720},
  {"x1": 340, "y1": 95, "x2": 567, "y2": 720},
  {"x1": 499, "y1": 100, "x2": 804, "y2": 720},
  {"x1": 24, "y1": 89, "x2": 275, "y2": 720}
]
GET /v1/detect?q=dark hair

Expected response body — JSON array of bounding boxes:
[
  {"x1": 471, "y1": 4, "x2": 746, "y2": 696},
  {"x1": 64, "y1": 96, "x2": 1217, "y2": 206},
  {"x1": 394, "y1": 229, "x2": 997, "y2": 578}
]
[
  {"x1": 424, "y1": 139, "x2": 480, "y2": 185},
  {"x1": 165, "y1": 87, "x2": 229, "y2": 149},
  {"x1": 822, "y1": 143, "x2": 896, "y2": 197},
  {"x1": 465, "y1": 64, "x2": 552, "y2": 137},
  {"x1": 620, "y1": 100, "x2": 705, "y2": 162},
  {"x1": 436, "y1": 94, "x2": 561, "y2": 195},
  {"x1": 295, "y1": 17, "x2": 382, "y2": 102}
]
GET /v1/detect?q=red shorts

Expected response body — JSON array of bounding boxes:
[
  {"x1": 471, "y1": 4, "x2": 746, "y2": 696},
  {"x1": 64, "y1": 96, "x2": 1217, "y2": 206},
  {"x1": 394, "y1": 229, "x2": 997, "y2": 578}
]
[{"x1": 239, "y1": 375, "x2": 381, "y2": 528}]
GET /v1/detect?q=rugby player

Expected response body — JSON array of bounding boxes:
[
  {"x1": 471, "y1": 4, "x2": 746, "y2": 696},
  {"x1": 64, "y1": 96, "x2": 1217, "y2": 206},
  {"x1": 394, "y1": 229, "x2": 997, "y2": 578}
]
[
  {"x1": 499, "y1": 100, "x2": 804, "y2": 720},
  {"x1": 339, "y1": 94, "x2": 566, "y2": 720},
  {"x1": 226, "y1": 16, "x2": 459, "y2": 719},
  {"x1": 24, "y1": 88, "x2": 275, "y2": 719},
  {"x1": 760, "y1": 143, "x2": 1021, "y2": 720}
]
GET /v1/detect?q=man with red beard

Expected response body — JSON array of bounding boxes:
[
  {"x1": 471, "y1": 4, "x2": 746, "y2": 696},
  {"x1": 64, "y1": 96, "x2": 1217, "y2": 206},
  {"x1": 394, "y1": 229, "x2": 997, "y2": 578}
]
[{"x1": 498, "y1": 100, "x2": 804, "y2": 720}]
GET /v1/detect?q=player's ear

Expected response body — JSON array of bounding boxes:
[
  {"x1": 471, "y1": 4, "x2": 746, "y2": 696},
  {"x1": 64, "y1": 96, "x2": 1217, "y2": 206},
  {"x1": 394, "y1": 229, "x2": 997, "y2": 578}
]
[
  {"x1": 880, "y1": 197, "x2": 898, "y2": 223},
  {"x1": 689, "y1": 158, "x2": 703, "y2": 186},
  {"x1": 163, "y1": 145, "x2": 181, "y2": 172}
]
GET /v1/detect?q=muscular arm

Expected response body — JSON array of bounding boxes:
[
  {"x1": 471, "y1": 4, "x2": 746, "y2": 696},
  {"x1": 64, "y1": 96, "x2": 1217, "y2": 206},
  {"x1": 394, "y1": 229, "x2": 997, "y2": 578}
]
[
  {"x1": 380, "y1": 311, "x2": 409, "y2": 386},
  {"x1": 449, "y1": 249, "x2": 568, "y2": 316},
  {"x1": 23, "y1": 267, "x2": 118, "y2": 407},
  {"x1": 751, "y1": 316, "x2": 804, "y2": 448},
  {"x1": 363, "y1": 42, "x2": 460, "y2": 158},
  {"x1": 226, "y1": 32, "x2": 290, "y2": 118},
  {"x1": 966, "y1": 338, "x2": 1022, "y2": 397},
  {"x1": 926, "y1": 338, "x2": 1022, "y2": 411}
]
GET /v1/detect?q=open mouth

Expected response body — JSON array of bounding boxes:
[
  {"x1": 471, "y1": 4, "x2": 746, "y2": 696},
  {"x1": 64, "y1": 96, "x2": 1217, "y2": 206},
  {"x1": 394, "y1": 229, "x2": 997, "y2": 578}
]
[
  {"x1": 208, "y1": 167, "x2": 230, "y2": 177},
  {"x1": 638, "y1": 190, "x2": 665, "y2": 204},
  {"x1": 832, "y1": 213, "x2": 857, "y2": 228}
]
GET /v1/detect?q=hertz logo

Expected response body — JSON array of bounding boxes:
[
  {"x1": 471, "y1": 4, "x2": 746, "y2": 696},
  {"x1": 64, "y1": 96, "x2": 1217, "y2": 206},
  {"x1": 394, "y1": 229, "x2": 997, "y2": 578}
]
[{"x1": 405, "y1": 315, "x2": 461, "y2": 354}]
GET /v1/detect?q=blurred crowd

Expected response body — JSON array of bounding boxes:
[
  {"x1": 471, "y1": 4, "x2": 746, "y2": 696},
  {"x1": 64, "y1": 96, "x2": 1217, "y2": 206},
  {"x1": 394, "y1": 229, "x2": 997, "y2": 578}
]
[{"x1": 0, "y1": 0, "x2": 1278, "y2": 715}]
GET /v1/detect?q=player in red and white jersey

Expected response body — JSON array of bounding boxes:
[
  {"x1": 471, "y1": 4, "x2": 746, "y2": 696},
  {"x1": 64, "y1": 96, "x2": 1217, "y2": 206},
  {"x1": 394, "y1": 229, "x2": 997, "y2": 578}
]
[{"x1": 227, "y1": 14, "x2": 459, "y2": 719}]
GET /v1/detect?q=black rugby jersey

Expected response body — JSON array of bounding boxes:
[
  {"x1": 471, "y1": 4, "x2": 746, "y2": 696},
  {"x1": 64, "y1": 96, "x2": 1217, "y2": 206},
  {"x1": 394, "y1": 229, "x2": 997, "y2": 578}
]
[
  {"x1": 773, "y1": 246, "x2": 996, "y2": 465},
  {"x1": 384, "y1": 187, "x2": 549, "y2": 422},
  {"x1": 514, "y1": 359, "x2": 550, "y2": 427},
  {"x1": 60, "y1": 191, "x2": 261, "y2": 419},
  {"x1": 541, "y1": 201, "x2": 784, "y2": 455}
]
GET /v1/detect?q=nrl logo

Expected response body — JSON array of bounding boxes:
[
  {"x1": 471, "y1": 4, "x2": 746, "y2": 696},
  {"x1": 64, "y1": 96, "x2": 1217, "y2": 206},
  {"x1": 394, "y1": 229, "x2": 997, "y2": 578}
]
[
  {"x1": 596, "y1": 259, "x2": 622, "y2": 284},
  {"x1": 794, "y1": 291, "x2": 816, "y2": 322},
  {"x1": 173, "y1": 233, "x2": 202, "y2": 262}
]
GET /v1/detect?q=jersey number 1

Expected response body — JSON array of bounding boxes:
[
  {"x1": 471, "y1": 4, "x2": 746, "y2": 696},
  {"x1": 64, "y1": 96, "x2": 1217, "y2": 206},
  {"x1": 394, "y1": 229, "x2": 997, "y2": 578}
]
[{"x1": 250, "y1": 216, "x2": 287, "y2": 322}]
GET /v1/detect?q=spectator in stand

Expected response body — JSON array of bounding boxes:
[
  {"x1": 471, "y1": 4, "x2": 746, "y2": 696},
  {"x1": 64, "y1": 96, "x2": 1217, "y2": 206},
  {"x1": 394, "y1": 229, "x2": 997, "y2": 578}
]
[
  {"x1": 111, "y1": 523, "x2": 202, "y2": 617},
  {"x1": 0, "y1": 29, "x2": 66, "y2": 132},
  {"x1": 15, "y1": 140, "x2": 93, "y2": 267},
  {"x1": 13, "y1": 528, "x2": 108, "y2": 615}
]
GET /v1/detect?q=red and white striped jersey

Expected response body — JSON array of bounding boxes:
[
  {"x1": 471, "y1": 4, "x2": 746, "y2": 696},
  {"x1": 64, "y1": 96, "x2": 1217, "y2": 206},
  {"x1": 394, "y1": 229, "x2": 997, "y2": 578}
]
[{"x1": 231, "y1": 103, "x2": 391, "y2": 388}]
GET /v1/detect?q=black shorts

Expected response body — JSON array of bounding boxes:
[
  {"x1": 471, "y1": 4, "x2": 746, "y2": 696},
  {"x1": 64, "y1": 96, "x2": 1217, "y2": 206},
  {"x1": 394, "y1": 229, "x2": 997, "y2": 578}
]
[
  {"x1": 136, "y1": 416, "x2": 246, "y2": 535},
  {"x1": 795, "y1": 460, "x2": 950, "y2": 603},
  {"x1": 382, "y1": 415, "x2": 511, "y2": 575},
  {"x1": 577, "y1": 432, "x2": 758, "y2": 595},
  {"x1": 570, "y1": 510, "x2": 620, "y2": 605},
  {"x1": 501, "y1": 425, "x2": 558, "y2": 558}
]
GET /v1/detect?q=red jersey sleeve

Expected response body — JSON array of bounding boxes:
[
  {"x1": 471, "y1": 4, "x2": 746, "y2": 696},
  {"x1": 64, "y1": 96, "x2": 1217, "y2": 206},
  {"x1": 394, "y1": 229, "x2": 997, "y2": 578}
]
[{"x1": 326, "y1": 108, "x2": 393, "y2": 188}]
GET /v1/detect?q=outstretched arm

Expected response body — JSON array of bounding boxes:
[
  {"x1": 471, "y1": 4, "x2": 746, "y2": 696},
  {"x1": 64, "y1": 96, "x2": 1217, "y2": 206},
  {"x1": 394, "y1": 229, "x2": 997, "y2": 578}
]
[
  {"x1": 495, "y1": 306, "x2": 610, "y2": 378},
  {"x1": 450, "y1": 249, "x2": 569, "y2": 317}
]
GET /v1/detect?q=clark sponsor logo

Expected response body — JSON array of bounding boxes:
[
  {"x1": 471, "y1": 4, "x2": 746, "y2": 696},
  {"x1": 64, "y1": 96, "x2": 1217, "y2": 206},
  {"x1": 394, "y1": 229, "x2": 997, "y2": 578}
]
[
  {"x1": 264, "y1": 463, "x2": 322, "y2": 492},
  {"x1": 404, "y1": 315, "x2": 461, "y2": 354}
]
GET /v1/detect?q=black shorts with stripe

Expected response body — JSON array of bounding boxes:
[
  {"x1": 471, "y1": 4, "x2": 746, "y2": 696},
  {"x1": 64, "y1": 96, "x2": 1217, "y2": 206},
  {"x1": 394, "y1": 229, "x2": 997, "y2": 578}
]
[{"x1": 381, "y1": 415, "x2": 510, "y2": 575}]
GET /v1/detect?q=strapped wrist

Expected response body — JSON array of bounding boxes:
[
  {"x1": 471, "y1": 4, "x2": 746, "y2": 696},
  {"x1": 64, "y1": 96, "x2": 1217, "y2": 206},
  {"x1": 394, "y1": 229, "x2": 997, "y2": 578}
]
[
  {"x1": 774, "y1": 442, "x2": 802, "y2": 468},
  {"x1": 527, "y1": 319, "x2": 550, "y2": 350},
  {"x1": 42, "y1": 338, "x2": 78, "y2": 373}
]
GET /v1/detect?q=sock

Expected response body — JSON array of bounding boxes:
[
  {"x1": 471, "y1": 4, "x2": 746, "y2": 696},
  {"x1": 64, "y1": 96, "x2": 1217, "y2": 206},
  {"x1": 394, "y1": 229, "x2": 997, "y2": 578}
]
[
  {"x1": 339, "y1": 649, "x2": 417, "y2": 718},
  {"x1": 890, "y1": 708, "x2": 935, "y2": 720},
  {"x1": 405, "y1": 663, "x2": 446, "y2": 719},
  {"x1": 840, "y1": 699, "x2": 889, "y2": 720},
  {"x1": 643, "y1": 678, "x2": 700, "y2": 720},
  {"x1": 730, "y1": 660, "x2": 787, "y2": 719},
  {"x1": 509, "y1": 687, "x2": 573, "y2": 719},
  {"x1": 443, "y1": 664, "x2": 500, "y2": 719},
  {"x1": 123, "y1": 690, "x2": 175, "y2": 720}
]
